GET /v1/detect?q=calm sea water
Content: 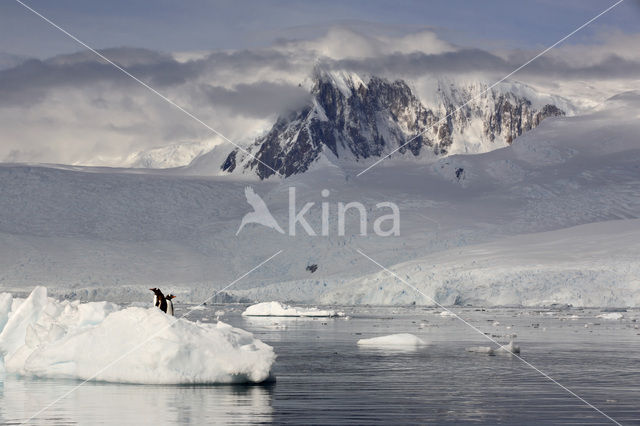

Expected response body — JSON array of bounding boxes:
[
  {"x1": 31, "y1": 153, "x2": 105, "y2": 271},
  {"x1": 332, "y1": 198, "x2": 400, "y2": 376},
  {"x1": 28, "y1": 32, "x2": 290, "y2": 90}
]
[{"x1": 1, "y1": 306, "x2": 639, "y2": 425}]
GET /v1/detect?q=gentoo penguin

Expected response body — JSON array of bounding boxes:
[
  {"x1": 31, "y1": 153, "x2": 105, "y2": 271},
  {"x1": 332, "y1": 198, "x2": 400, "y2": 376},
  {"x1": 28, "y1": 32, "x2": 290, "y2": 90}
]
[
  {"x1": 165, "y1": 294, "x2": 176, "y2": 316},
  {"x1": 149, "y1": 288, "x2": 167, "y2": 312}
]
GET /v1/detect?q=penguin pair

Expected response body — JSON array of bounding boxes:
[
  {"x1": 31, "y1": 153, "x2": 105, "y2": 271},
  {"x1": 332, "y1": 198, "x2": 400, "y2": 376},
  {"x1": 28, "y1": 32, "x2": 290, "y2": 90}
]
[{"x1": 149, "y1": 288, "x2": 176, "y2": 316}]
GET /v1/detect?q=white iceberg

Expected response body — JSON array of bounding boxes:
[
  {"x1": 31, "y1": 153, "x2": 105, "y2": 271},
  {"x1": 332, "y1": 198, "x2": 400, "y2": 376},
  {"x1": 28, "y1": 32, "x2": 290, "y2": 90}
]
[
  {"x1": 596, "y1": 312, "x2": 624, "y2": 320},
  {"x1": 242, "y1": 301, "x2": 342, "y2": 318},
  {"x1": 0, "y1": 287, "x2": 275, "y2": 384},
  {"x1": 357, "y1": 333, "x2": 427, "y2": 349}
]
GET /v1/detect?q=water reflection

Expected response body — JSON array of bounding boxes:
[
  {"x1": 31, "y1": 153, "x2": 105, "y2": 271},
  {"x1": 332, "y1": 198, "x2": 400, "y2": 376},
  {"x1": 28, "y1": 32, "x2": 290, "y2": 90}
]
[{"x1": 0, "y1": 376, "x2": 274, "y2": 425}]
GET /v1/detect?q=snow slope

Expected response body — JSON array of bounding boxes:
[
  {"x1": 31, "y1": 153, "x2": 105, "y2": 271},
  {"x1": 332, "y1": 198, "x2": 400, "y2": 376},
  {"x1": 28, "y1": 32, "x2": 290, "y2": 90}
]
[
  {"x1": 0, "y1": 92, "x2": 638, "y2": 307},
  {"x1": 0, "y1": 287, "x2": 275, "y2": 384}
]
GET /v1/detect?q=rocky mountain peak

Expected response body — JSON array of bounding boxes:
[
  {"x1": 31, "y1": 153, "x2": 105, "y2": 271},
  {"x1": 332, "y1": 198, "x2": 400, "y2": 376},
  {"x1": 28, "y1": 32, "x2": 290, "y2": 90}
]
[{"x1": 222, "y1": 71, "x2": 566, "y2": 179}]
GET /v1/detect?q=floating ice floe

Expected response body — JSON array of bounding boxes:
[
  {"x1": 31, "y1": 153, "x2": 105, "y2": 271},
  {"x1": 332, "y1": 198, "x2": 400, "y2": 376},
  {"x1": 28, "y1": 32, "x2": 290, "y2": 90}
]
[
  {"x1": 466, "y1": 346, "x2": 496, "y2": 355},
  {"x1": 242, "y1": 301, "x2": 343, "y2": 318},
  {"x1": 357, "y1": 333, "x2": 427, "y2": 350},
  {"x1": 498, "y1": 340, "x2": 520, "y2": 354},
  {"x1": 596, "y1": 312, "x2": 624, "y2": 320},
  {"x1": 561, "y1": 314, "x2": 580, "y2": 320},
  {"x1": 466, "y1": 341, "x2": 520, "y2": 356},
  {"x1": 0, "y1": 287, "x2": 275, "y2": 384}
]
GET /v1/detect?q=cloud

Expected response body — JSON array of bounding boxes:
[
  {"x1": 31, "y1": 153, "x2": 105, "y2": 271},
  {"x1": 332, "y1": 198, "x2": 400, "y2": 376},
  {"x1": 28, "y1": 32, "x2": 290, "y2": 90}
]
[
  {"x1": 326, "y1": 47, "x2": 640, "y2": 81},
  {"x1": 326, "y1": 48, "x2": 507, "y2": 78},
  {"x1": 0, "y1": 47, "x2": 308, "y2": 165},
  {"x1": 198, "y1": 82, "x2": 311, "y2": 118},
  {"x1": 273, "y1": 27, "x2": 457, "y2": 60},
  {"x1": 0, "y1": 52, "x2": 29, "y2": 71},
  {"x1": 0, "y1": 26, "x2": 639, "y2": 166},
  {"x1": 0, "y1": 48, "x2": 202, "y2": 107}
]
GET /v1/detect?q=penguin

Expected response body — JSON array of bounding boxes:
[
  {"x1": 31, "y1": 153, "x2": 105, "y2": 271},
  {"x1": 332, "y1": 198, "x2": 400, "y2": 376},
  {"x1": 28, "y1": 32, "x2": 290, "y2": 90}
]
[
  {"x1": 165, "y1": 294, "x2": 176, "y2": 316},
  {"x1": 149, "y1": 288, "x2": 167, "y2": 313}
]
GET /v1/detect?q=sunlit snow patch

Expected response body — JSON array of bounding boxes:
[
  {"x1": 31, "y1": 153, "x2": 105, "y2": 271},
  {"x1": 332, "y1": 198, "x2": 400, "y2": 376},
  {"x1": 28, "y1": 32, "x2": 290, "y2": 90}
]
[
  {"x1": 357, "y1": 333, "x2": 427, "y2": 350},
  {"x1": 0, "y1": 287, "x2": 275, "y2": 384},
  {"x1": 242, "y1": 301, "x2": 343, "y2": 318}
]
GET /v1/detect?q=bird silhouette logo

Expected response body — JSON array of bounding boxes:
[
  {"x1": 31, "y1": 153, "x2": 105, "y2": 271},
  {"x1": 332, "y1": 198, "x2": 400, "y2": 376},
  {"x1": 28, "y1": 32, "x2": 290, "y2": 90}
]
[{"x1": 236, "y1": 187, "x2": 285, "y2": 235}]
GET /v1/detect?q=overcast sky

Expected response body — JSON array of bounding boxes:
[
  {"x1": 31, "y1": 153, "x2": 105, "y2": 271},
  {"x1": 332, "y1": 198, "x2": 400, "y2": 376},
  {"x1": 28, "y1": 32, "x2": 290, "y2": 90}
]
[
  {"x1": 2, "y1": 0, "x2": 639, "y2": 58},
  {"x1": 0, "y1": 0, "x2": 639, "y2": 166}
]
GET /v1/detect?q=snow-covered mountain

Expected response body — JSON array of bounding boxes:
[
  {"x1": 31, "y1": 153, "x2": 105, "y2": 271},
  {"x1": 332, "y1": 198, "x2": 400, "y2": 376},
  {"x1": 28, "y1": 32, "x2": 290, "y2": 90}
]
[
  {"x1": 221, "y1": 70, "x2": 569, "y2": 179},
  {"x1": 125, "y1": 139, "x2": 223, "y2": 169}
]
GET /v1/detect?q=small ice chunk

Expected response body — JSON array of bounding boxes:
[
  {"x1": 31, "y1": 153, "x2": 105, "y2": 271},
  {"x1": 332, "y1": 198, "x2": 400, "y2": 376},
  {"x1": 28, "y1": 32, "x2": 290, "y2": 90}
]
[
  {"x1": 559, "y1": 314, "x2": 580, "y2": 320},
  {"x1": 496, "y1": 341, "x2": 521, "y2": 355},
  {"x1": 597, "y1": 312, "x2": 623, "y2": 320},
  {"x1": 466, "y1": 346, "x2": 495, "y2": 355},
  {"x1": 357, "y1": 333, "x2": 427, "y2": 349},
  {"x1": 242, "y1": 301, "x2": 342, "y2": 318},
  {"x1": 466, "y1": 340, "x2": 520, "y2": 356}
]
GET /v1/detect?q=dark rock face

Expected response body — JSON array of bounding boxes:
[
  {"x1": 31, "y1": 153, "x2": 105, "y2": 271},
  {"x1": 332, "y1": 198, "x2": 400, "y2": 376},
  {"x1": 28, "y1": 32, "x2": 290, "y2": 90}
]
[
  {"x1": 482, "y1": 97, "x2": 564, "y2": 144},
  {"x1": 222, "y1": 72, "x2": 565, "y2": 179},
  {"x1": 221, "y1": 150, "x2": 237, "y2": 173},
  {"x1": 534, "y1": 104, "x2": 565, "y2": 126}
]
